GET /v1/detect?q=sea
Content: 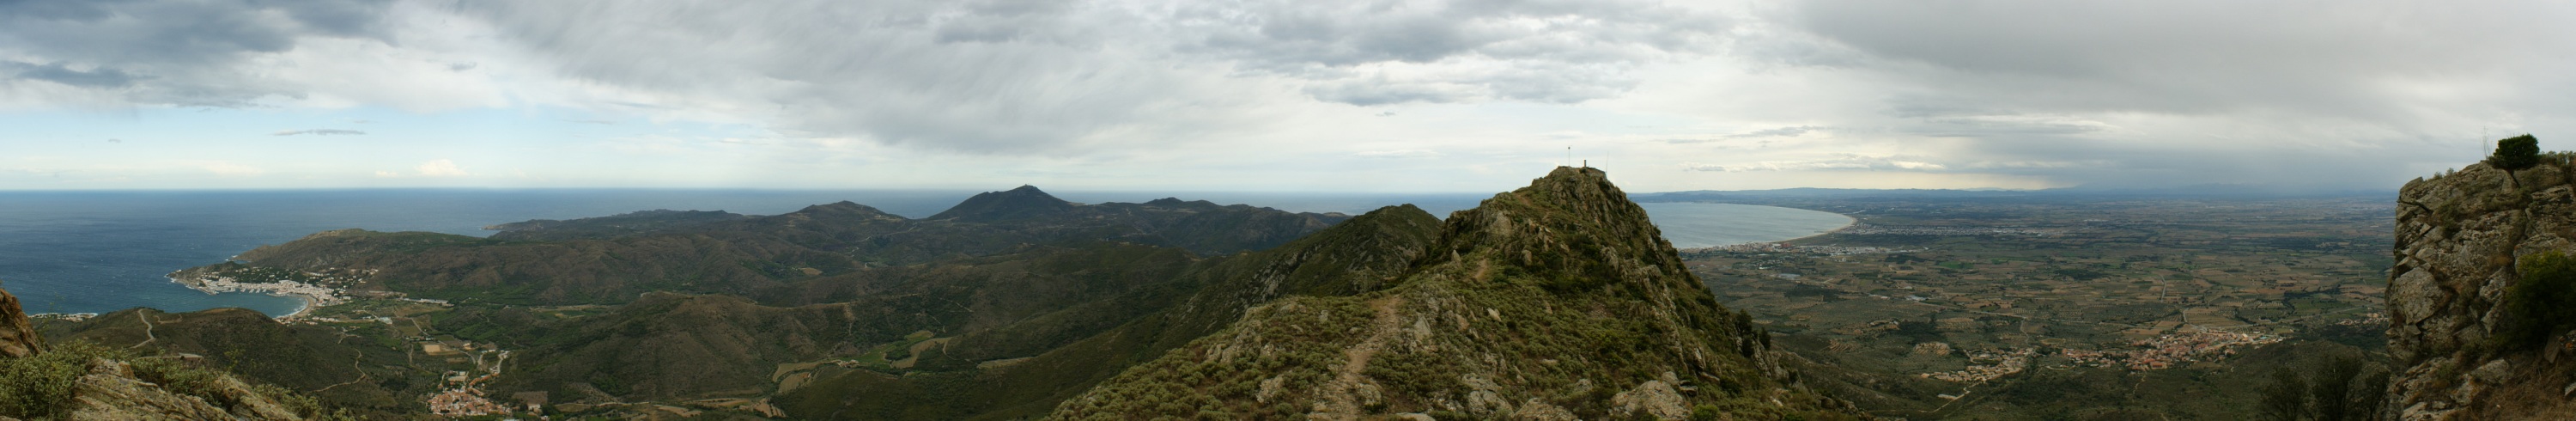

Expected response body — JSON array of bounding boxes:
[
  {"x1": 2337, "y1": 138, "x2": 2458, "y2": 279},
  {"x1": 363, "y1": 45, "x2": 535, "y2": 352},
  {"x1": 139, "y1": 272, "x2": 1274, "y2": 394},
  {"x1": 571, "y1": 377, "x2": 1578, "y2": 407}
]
[
  {"x1": 0, "y1": 190, "x2": 1848, "y2": 317},
  {"x1": 1636, "y1": 203, "x2": 1856, "y2": 248}
]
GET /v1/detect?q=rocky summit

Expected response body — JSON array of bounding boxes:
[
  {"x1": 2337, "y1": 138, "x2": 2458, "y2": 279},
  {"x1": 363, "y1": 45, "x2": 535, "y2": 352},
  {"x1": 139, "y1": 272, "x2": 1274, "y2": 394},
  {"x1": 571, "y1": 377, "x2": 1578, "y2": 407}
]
[
  {"x1": 2388, "y1": 148, "x2": 2576, "y2": 420},
  {"x1": 1051, "y1": 167, "x2": 1856, "y2": 420}
]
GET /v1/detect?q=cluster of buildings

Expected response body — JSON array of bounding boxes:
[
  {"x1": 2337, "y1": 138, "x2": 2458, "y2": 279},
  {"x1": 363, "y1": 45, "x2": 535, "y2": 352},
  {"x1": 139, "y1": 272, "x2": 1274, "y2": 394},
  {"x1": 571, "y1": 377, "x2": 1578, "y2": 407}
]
[
  {"x1": 2335, "y1": 312, "x2": 2391, "y2": 326},
  {"x1": 1838, "y1": 224, "x2": 2059, "y2": 237},
  {"x1": 171, "y1": 276, "x2": 348, "y2": 308},
  {"x1": 423, "y1": 345, "x2": 516, "y2": 416},
  {"x1": 279, "y1": 315, "x2": 394, "y2": 326},
  {"x1": 428, "y1": 387, "x2": 512, "y2": 417},
  {"x1": 2061, "y1": 328, "x2": 2282, "y2": 370},
  {"x1": 1918, "y1": 348, "x2": 2034, "y2": 383},
  {"x1": 27, "y1": 313, "x2": 97, "y2": 321},
  {"x1": 1699, "y1": 242, "x2": 1923, "y2": 256}
]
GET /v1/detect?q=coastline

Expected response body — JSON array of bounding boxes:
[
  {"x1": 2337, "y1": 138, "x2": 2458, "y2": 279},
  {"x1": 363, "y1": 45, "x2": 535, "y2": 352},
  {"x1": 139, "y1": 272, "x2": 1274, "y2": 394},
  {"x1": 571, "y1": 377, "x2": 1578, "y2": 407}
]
[
  {"x1": 1767, "y1": 215, "x2": 1857, "y2": 245},
  {"x1": 166, "y1": 274, "x2": 341, "y2": 319},
  {"x1": 280, "y1": 295, "x2": 316, "y2": 318}
]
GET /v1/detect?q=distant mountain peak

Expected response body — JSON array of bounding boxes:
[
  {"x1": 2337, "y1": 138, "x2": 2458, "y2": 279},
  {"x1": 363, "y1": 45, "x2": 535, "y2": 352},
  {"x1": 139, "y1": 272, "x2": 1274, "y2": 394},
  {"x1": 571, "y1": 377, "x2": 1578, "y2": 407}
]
[
  {"x1": 794, "y1": 200, "x2": 884, "y2": 214},
  {"x1": 929, "y1": 185, "x2": 1077, "y2": 222}
]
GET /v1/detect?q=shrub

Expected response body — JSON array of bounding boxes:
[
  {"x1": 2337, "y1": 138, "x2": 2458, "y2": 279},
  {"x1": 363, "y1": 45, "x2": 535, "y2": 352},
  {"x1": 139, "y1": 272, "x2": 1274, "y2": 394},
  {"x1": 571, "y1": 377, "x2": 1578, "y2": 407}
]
[
  {"x1": 2502, "y1": 251, "x2": 2576, "y2": 349},
  {"x1": 2259, "y1": 367, "x2": 2307, "y2": 420},
  {"x1": 2258, "y1": 354, "x2": 2387, "y2": 421},
  {"x1": 0, "y1": 341, "x2": 108, "y2": 418},
  {"x1": 2488, "y1": 135, "x2": 2541, "y2": 171}
]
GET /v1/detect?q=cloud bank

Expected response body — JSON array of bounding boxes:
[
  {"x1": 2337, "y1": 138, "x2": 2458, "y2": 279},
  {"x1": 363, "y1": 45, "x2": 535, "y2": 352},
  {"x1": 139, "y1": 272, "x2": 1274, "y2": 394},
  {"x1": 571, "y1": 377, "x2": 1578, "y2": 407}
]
[{"x1": 0, "y1": 0, "x2": 2570, "y2": 191}]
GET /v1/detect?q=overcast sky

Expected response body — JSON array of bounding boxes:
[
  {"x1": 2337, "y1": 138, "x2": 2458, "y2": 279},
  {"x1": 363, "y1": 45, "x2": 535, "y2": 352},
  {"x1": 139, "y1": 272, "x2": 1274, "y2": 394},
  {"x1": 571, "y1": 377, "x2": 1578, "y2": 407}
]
[{"x1": 1, "y1": 0, "x2": 2569, "y2": 192}]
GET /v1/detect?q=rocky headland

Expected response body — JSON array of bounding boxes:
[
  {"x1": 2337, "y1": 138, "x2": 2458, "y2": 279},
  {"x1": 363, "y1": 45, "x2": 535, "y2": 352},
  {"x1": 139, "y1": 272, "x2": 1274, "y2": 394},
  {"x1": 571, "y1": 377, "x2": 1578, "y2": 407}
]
[{"x1": 2387, "y1": 139, "x2": 2576, "y2": 420}]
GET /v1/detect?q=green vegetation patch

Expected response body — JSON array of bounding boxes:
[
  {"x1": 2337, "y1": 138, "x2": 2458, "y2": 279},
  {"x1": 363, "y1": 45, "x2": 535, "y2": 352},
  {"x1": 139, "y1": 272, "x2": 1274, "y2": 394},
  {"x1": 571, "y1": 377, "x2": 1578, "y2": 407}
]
[
  {"x1": 2501, "y1": 250, "x2": 2576, "y2": 349},
  {"x1": 0, "y1": 341, "x2": 349, "y2": 420},
  {"x1": 0, "y1": 342, "x2": 95, "y2": 418},
  {"x1": 2487, "y1": 134, "x2": 2541, "y2": 171}
]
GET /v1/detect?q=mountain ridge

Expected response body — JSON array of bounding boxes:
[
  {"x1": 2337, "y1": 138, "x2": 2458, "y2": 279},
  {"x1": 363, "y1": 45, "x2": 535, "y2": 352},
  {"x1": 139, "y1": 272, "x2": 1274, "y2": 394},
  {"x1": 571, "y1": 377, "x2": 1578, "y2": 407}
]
[{"x1": 1052, "y1": 167, "x2": 1855, "y2": 419}]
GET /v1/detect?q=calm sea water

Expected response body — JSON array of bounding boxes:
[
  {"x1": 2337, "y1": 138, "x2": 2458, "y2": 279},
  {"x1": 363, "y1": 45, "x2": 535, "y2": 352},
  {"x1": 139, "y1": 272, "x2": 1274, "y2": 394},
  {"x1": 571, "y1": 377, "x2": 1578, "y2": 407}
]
[
  {"x1": 0, "y1": 190, "x2": 1840, "y2": 317},
  {"x1": 1637, "y1": 203, "x2": 1855, "y2": 248}
]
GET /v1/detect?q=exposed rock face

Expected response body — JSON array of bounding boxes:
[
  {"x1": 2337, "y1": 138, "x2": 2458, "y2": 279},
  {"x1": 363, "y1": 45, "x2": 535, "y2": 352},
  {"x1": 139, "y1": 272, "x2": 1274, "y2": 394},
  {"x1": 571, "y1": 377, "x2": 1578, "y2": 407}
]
[
  {"x1": 1050, "y1": 168, "x2": 1853, "y2": 419},
  {"x1": 0, "y1": 286, "x2": 41, "y2": 358},
  {"x1": 2388, "y1": 157, "x2": 2576, "y2": 420}
]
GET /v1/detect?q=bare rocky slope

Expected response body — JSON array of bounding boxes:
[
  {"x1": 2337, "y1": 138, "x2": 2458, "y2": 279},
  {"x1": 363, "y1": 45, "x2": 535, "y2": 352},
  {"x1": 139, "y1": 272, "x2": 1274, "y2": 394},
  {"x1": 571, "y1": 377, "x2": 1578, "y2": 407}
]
[
  {"x1": 1051, "y1": 167, "x2": 1857, "y2": 419},
  {"x1": 2388, "y1": 151, "x2": 2576, "y2": 420}
]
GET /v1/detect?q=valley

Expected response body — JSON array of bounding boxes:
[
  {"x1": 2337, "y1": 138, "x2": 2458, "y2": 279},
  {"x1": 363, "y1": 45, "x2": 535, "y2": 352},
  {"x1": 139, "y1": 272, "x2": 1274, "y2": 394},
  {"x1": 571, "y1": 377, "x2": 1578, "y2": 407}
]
[{"x1": 1661, "y1": 192, "x2": 2397, "y2": 418}]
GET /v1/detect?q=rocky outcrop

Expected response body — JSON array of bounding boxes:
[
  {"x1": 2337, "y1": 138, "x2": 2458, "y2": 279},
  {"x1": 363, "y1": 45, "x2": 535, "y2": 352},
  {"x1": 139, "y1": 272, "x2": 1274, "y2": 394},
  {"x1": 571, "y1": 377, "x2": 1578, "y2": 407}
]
[
  {"x1": 1050, "y1": 168, "x2": 1854, "y2": 419},
  {"x1": 0, "y1": 286, "x2": 40, "y2": 358},
  {"x1": 2388, "y1": 155, "x2": 2576, "y2": 420}
]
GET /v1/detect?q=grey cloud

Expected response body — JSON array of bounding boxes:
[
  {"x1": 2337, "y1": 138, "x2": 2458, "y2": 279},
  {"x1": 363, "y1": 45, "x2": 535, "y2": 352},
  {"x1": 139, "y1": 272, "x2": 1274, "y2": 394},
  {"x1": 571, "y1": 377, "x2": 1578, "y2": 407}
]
[
  {"x1": 1732, "y1": 125, "x2": 1820, "y2": 138},
  {"x1": 0, "y1": 0, "x2": 395, "y2": 106},
  {"x1": 1353, "y1": 149, "x2": 1441, "y2": 159},
  {"x1": 1664, "y1": 125, "x2": 1823, "y2": 144},
  {"x1": 1730, "y1": 0, "x2": 2576, "y2": 189},
  {"x1": 3, "y1": 61, "x2": 141, "y2": 88},
  {"x1": 1683, "y1": 154, "x2": 1950, "y2": 172},
  {"x1": 3, "y1": 0, "x2": 1737, "y2": 155},
  {"x1": 1905, "y1": 117, "x2": 2110, "y2": 138},
  {"x1": 1305, "y1": 79, "x2": 1477, "y2": 106},
  {"x1": 272, "y1": 129, "x2": 366, "y2": 136},
  {"x1": 446, "y1": 0, "x2": 1732, "y2": 153},
  {"x1": 448, "y1": 2, "x2": 1138, "y2": 152},
  {"x1": 1171, "y1": 0, "x2": 1729, "y2": 104},
  {"x1": 1785, "y1": 0, "x2": 2576, "y2": 120}
]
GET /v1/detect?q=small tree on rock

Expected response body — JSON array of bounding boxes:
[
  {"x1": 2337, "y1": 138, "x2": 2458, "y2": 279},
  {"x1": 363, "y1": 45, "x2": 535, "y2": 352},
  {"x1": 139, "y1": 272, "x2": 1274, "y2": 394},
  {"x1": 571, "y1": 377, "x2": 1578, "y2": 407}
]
[{"x1": 2488, "y1": 134, "x2": 2541, "y2": 171}]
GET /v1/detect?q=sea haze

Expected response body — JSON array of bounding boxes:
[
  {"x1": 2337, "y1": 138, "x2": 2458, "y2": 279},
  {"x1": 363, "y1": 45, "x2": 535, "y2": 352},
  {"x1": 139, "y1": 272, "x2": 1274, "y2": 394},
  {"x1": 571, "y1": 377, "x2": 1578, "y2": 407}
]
[{"x1": 0, "y1": 189, "x2": 1848, "y2": 317}]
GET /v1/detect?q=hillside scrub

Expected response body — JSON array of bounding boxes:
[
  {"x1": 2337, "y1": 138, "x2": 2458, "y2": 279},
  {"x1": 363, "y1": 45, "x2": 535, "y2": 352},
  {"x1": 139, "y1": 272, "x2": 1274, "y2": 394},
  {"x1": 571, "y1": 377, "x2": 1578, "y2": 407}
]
[
  {"x1": 0, "y1": 341, "x2": 350, "y2": 419},
  {"x1": 0, "y1": 341, "x2": 94, "y2": 418},
  {"x1": 2503, "y1": 251, "x2": 2576, "y2": 350}
]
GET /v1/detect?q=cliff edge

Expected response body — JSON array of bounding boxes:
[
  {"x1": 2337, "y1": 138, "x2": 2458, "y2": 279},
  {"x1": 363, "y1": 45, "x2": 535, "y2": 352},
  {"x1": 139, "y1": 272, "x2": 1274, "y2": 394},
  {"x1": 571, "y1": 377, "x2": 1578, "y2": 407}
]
[{"x1": 2388, "y1": 144, "x2": 2576, "y2": 420}]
